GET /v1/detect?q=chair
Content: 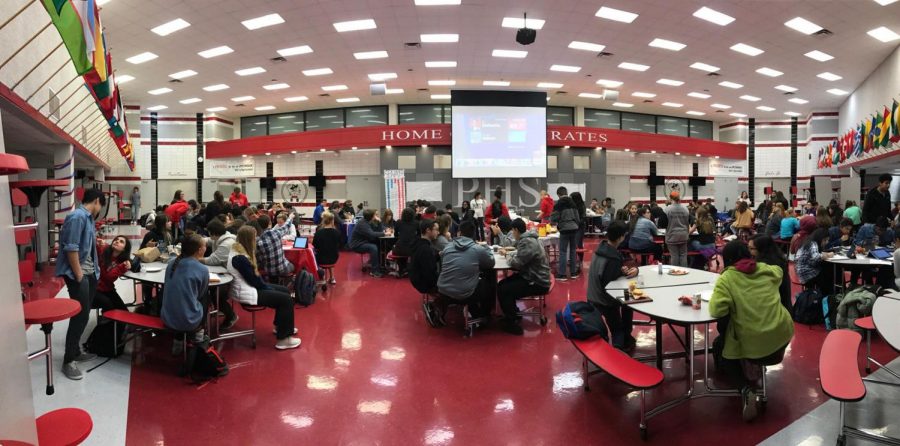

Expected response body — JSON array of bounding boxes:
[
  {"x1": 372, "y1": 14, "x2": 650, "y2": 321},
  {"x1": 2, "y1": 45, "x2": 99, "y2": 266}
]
[
  {"x1": 357, "y1": 252, "x2": 371, "y2": 272},
  {"x1": 385, "y1": 252, "x2": 407, "y2": 278},
  {"x1": 421, "y1": 293, "x2": 484, "y2": 338},
  {"x1": 319, "y1": 264, "x2": 335, "y2": 291},
  {"x1": 853, "y1": 316, "x2": 882, "y2": 375},
  {"x1": 517, "y1": 275, "x2": 555, "y2": 326}
]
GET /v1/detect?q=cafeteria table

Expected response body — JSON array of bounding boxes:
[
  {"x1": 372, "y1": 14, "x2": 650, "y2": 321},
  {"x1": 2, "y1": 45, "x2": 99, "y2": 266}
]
[
  {"x1": 825, "y1": 251, "x2": 893, "y2": 293},
  {"x1": 282, "y1": 239, "x2": 321, "y2": 281}
]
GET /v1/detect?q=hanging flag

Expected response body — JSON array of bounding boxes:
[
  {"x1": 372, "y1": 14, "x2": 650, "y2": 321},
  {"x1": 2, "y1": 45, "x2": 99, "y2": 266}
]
[
  {"x1": 855, "y1": 123, "x2": 864, "y2": 157},
  {"x1": 882, "y1": 105, "x2": 892, "y2": 147},
  {"x1": 892, "y1": 99, "x2": 900, "y2": 144},
  {"x1": 40, "y1": 0, "x2": 93, "y2": 75},
  {"x1": 873, "y1": 112, "x2": 884, "y2": 148},
  {"x1": 865, "y1": 117, "x2": 874, "y2": 152}
]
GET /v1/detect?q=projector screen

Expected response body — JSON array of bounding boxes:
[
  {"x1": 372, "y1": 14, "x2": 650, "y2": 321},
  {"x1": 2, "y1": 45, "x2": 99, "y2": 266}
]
[{"x1": 451, "y1": 103, "x2": 547, "y2": 178}]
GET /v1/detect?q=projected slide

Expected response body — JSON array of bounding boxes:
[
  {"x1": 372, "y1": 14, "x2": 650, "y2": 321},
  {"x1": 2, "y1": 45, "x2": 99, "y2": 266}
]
[{"x1": 451, "y1": 106, "x2": 547, "y2": 178}]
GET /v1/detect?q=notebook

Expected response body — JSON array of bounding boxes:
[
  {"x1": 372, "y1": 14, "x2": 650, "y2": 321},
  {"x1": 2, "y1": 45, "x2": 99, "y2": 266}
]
[{"x1": 293, "y1": 237, "x2": 309, "y2": 249}]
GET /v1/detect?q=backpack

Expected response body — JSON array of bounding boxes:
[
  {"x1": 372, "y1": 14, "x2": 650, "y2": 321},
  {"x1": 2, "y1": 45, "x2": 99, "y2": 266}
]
[
  {"x1": 555, "y1": 302, "x2": 608, "y2": 340},
  {"x1": 83, "y1": 320, "x2": 125, "y2": 358},
  {"x1": 792, "y1": 289, "x2": 824, "y2": 325},
  {"x1": 294, "y1": 269, "x2": 317, "y2": 306},
  {"x1": 184, "y1": 340, "x2": 228, "y2": 383},
  {"x1": 491, "y1": 201, "x2": 502, "y2": 219}
]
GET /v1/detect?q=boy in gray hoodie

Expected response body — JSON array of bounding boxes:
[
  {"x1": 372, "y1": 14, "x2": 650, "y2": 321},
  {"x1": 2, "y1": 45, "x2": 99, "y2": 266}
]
[
  {"x1": 437, "y1": 221, "x2": 495, "y2": 318},
  {"x1": 497, "y1": 218, "x2": 552, "y2": 335}
]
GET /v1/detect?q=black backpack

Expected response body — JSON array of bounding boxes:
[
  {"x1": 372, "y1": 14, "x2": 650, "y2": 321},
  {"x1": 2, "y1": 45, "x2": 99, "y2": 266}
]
[
  {"x1": 294, "y1": 269, "x2": 317, "y2": 306},
  {"x1": 555, "y1": 302, "x2": 608, "y2": 340},
  {"x1": 83, "y1": 320, "x2": 125, "y2": 358},
  {"x1": 183, "y1": 340, "x2": 228, "y2": 383},
  {"x1": 792, "y1": 289, "x2": 824, "y2": 325}
]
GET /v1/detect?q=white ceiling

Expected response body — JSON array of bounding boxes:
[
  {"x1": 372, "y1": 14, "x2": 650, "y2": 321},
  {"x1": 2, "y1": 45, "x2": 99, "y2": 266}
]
[{"x1": 99, "y1": 0, "x2": 900, "y2": 122}]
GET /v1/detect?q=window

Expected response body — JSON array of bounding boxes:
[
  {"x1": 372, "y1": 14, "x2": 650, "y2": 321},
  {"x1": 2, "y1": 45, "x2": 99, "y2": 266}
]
[
  {"x1": 305, "y1": 108, "x2": 344, "y2": 130},
  {"x1": 398, "y1": 105, "x2": 444, "y2": 124},
  {"x1": 584, "y1": 109, "x2": 620, "y2": 129},
  {"x1": 657, "y1": 116, "x2": 689, "y2": 137},
  {"x1": 573, "y1": 155, "x2": 590, "y2": 170},
  {"x1": 398, "y1": 155, "x2": 416, "y2": 170},
  {"x1": 547, "y1": 155, "x2": 558, "y2": 170},
  {"x1": 241, "y1": 115, "x2": 268, "y2": 137},
  {"x1": 690, "y1": 120, "x2": 713, "y2": 139},
  {"x1": 267, "y1": 113, "x2": 304, "y2": 135},
  {"x1": 434, "y1": 154, "x2": 451, "y2": 169},
  {"x1": 345, "y1": 106, "x2": 388, "y2": 127},
  {"x1": 546, "y1": 106, "x2": 574, "y2": 126},
  {"x1": 621, "y1": 112, "x2": 655, "y2": 133}
]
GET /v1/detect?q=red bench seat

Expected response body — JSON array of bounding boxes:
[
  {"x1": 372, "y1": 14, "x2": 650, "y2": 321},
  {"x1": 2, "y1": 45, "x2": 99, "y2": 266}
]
[{"x1": 102, "y1": 310, "x2": 166, "y2": 330}]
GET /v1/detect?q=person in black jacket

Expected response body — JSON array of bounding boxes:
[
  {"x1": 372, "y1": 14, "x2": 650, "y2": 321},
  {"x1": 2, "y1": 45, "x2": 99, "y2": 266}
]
[
  {"x1": 586, "y1": 221, "x2": 639, "y2": 351},
  {"x1": 551, "y1": 187, "x2": 581, "y2": 281},
  {"x1": 410, "y1": 219, "x2": 442, "y2": 326},
  {"x1": 204, "y1": 191, "x2": 225, "y2": 226},
  {"x1": 863, "y1": 173, "x2": 892, "y2": 224},
  {"x1": 312, "y1": 212, "x2": 341, "y2": 268},
  {"x1": 391, "y1": 207, "x2": 418, "y2": 274},
  {"x1": 749, "y1": 234, "x2": 791, "y2": 311}
]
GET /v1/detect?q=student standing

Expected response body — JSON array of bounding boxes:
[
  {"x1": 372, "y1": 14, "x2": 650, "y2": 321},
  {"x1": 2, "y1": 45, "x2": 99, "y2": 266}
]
[
  {"x1": 130, "y1": 186, "x2": 141, "y2": 225},
  {"x1": 665, "y1": 191, "x2": 690, "y2": 267},
  {"x1": 551, "y1": 187, "x2": 581, "y2": 280},
  {"x1": 312, "y1": 212, "x2": 342, "y2": 270},
  {"x1": 229, "y1": 187, "x2": 249, "y2": 207},
  {"x1": 862, "y1": 174, "x2": 892, "y2": 224},
  {"x1": 472, "y1": 192, "x2": 486, "y2": 241}
]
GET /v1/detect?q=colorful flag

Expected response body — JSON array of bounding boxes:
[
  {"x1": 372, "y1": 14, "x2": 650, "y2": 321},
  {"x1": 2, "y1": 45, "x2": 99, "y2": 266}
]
[
  {"x1": 855, "y1": 123, "x2": 864, "y2": 157},
  {"x1": 40, "y1": 0, "x2": 93, "y2": 75},
  {"x1": 892, "y1": 99, "x2": 900, "y2": 144},
  {"x1": 873, "y1": 112, "x2": 884, "y2": 148},
  {"x1": 865, "y1": 117, "x2": 874, "y2": 152},
  {"x1": 882, "y1": 105, "x2": 893, "y2": 147}
]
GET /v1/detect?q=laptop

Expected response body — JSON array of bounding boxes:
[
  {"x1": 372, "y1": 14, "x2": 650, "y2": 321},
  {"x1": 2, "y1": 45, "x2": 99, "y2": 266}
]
[
  {"x1": 869, "y1": 248, "x2": 892, "y2": 260},
  {"x1": 293, "y1": 237, "x2": 309, "y2": 249}
]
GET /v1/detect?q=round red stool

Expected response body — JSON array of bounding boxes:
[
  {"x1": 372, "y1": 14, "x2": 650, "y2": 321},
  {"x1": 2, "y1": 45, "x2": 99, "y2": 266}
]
[
  {"x1": 24, "y1": 299, "x2": 82, "y2": 395},
  {"x1": 240, "y1": 304, "x2": 267, "y2": 348},
  {"x1": 36, "y1": 408, "x2": 93, "y2": 446}
]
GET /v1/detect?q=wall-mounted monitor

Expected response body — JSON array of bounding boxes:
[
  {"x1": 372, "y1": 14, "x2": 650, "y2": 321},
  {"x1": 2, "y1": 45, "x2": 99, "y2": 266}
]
[
  {"x1": 647, "y1": 175, "x2": 666, "y2": 186},
  {"x1": 688, "y1": 177, "x2": 707, "y2": 186}
]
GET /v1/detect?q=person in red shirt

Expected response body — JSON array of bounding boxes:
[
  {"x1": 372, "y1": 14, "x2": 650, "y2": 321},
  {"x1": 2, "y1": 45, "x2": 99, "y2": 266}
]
[
  {"x1": 539, "y1": 190, "x2": 555, "y2": 223},
  {"x1": 94, "y1": 235, "x2": 131, "y2": 311},
  {"x1": 165, "y1": 191, "x2": 190, "y2": 226},
  {"x1": 230, "y1": 187, "x2": 249, "y2": 207}
]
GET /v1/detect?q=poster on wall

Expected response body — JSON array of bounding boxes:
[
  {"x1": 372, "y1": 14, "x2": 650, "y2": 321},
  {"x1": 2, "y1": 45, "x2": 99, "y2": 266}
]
[
  {"x1": 208, "y1": 158, "x2": 255, "y2": 178},
  {"x1": 384, "y1": 170, "x2": 406, "y2": 218},
  {"x1": 708, "y1": 159, "x2": 746, "y2": 177},
  {"x1": 406, "y1": 181, "x2": 443, "y2": 202}
]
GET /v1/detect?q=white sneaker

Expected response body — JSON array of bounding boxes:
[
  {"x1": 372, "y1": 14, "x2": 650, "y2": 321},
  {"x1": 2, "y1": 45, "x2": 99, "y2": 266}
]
[
  {"x1": 275, "y1": 336, "x2": 302, "y2": 350},
  {"x1": 273, "y1": 327, "x2": 299, "y2": 335}
]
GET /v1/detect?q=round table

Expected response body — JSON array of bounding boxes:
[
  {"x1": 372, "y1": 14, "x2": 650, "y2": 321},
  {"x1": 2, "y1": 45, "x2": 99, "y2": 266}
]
[
  {"x1": 282, "y1": 241, "x2": 321, "y2": 281},
  {"x1": 23, "y1": 298, "x2": 82, "y2": 395},
  {"x1": 825, "y1": 253, "x2": 893, "y2": 293},
  {"x1": 124, "y1": 262, "x2": 232, "y2": 286},
  {"x1": 607, "y1": 264, "x2": 719, "y2": 290},
  {"x1": 873, "y1": 295, "x2": 900, "y2": 352}
]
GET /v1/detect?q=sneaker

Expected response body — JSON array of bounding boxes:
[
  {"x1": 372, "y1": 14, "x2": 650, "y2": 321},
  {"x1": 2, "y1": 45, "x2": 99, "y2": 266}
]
[
  {"x1": 432, "y1": 304, "x2": 446, "y2": 327},
  {"x1": 422, "y1": 302, "x2": 437, "y2": 328},
  {"x1": 501, "y1": 319, "x2": 524, "y2": 336},
  {"x1": 742, "y1": 387, "x2": 758, "y2": 422},
  {"x1": 572, "y1": 270, "x2": 582, "y2": 279},
  {"x1": 555, "y1": 274, "x2": 568, "y2": 282},
  {"x1": 74, "y1": 352, "x2": 97, "y2": 362},
  {"x1": 62, "y1": 362, "x2": 83, "y2": 380},
  {"x1": 370, "y1": 271, "x2": 384, "y2": 278},
  {"x1": 220, "y1": 315, "x2": 239, "y2": 330},
  {"x1": 275, "y1": 336, "x2": 302, "y2": 350},
  {"x1": 273, "y1": 327, "x2": 299, "y2": 336},
  {"x1": 329, "y1": 278, "x2": 336, "y2": 284}
]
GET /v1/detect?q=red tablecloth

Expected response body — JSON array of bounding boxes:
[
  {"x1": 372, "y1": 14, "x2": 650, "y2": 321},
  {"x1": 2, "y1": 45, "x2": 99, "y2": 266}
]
[{"x1": 283, "y1": 242, "x2": 320, "y2": 281}]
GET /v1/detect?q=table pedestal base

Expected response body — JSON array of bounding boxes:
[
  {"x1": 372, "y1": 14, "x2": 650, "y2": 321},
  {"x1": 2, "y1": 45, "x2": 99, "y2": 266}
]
[{"x1": 27, "y1": 324, "x2": 55, "y2": 395}]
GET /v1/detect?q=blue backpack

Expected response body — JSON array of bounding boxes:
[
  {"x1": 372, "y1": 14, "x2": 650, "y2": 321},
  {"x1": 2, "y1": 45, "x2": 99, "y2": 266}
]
[{"x1": 556, "y1": 302, "x2": 608, "y2": 340}]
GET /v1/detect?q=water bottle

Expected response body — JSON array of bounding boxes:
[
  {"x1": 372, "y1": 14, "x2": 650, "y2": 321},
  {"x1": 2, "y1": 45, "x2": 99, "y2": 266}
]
[{"x1": 657, "y1": 261, "x2": 663, "y2": 275}]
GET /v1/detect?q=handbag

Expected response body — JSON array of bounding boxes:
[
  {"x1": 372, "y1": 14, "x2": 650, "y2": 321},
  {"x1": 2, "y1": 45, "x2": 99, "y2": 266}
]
[{"x1": 136, "y1": 247, "x2": 161, "y2": 263}]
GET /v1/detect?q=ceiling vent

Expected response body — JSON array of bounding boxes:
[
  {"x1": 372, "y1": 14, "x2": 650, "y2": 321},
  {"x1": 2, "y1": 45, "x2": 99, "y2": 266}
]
[
  {"x1": 783, "y1": 91, "x2": 795, "y2": 95},
  {"x1": 642, "y1": 99, "x2": 653, "y2": 103},
  {"x1": 596, "y1": 51, "x2": 614, "y2": 58},
  {"x1": 270, "y1": 56, "x2": 287, "y2": 63},
  {"x1": 416, "y1": 88, "x2": 429, "y2": 92},
  {"x1": 555, "y1": 91, "x2": 568, "y2": 95},
  {"x1": 706, "y1": 72, "x2": 721, "y2": 77},
  {"x1": 318, "y1": 93, "x2": 330, "y2": 97},
  {"x1": 168, "y1": 79, "x2": 183, "y2": 83},
  {"x1": 404, "y1": 42, "x2": 422, "y2": 49},
  {"x1": 813, "y1": 29, "x2": 833, "y2": 37},
  {"x1": 235, "y1": 103, "x2": 245, "y2": 107}
]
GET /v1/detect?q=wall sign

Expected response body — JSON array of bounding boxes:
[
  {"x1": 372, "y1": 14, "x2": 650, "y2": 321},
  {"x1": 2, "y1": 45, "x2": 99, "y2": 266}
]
[
  {"x1": 709, "y1": 159, "x2": 746, "y2": 177},
  {"x1": 208, "y1": 158, "x2": 255, "y2": 178}
]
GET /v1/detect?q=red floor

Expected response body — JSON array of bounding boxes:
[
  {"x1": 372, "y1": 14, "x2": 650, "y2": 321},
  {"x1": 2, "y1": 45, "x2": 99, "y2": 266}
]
[{"x1": 23, "y1": 240, "x2": 898, "y2": 445}]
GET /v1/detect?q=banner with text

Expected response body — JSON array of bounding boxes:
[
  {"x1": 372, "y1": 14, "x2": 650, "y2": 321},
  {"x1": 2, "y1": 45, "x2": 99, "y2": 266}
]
[
  {"x1": 208, "y1": 158, "x2": 256, "y2": 178},
  {"x1": 708, "y1": 159, "x2": 746, "y2": 177}
]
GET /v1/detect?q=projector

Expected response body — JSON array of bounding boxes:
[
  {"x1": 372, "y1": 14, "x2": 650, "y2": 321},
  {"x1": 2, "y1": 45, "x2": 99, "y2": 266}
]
[{"x1": 516, "y1": 27, "x2": 536, "y2": 45}]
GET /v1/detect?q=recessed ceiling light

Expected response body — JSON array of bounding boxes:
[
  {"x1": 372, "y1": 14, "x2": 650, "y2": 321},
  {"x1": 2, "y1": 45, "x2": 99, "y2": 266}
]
[
  {"x1": 817, "y1": 72, "x2": 842, "y2": 81},
  {"x1": 206, "y1": 107, "x2": 227, "y2": 112},
  {"x1": 686, "y1": 111, "x2": 705, "y2": 116},
  {"x1": 568, "y1": 41, "x2": 605, "y2": 52},
  {"x1": 536, "y1": 82, "x2": 563, "y2": 88},
  {"x1": 550, "y1": 64, "x2": 581, "y2": 73},
  {"x1": 690, "y1": 62, "x2": 719, "y2": 72},
  {"x1": 612, "y1": 102, "x2": 634, "y2": 108},
  {"x1": 231, "y1": 96, "x2": 255, "y2": 102},
  {"x1": 867, "y1": 26, "x2": 900, "y2": 42},
  {"x1": 235, "y1": 67, "x2": 266, "y2": 76},
  {"x1": 430, "y1": 94, "x2": 450, "y2": 100},
  {"x1": 730, "y1": 113, "x2": 747, "y2": 118},
  {"x1": 255, "y1": 105, "x2": 276, "y2": 111},
  {"x1": 203, "y1": 84, "x2": 229, "y2": 92},
  {"x1": 277, "y1": 45, "x2": 313, "y2": 57},
  {"x1": 151, "y1": 18, "x2": 190, "y2": 36},
  {"x1": 368, "y1": 73, "x2": 397, "y2": 81},
  {"x1": 501, "y1": 17, "x2": 545, "y2": 30},
  {"x1": 579, "y1": 93, "x2": 603, "y2": 99},
  {"x1": 428, "y1": 80, "x2": 456, "y2": 86},
  {"x1": 492, "y1": 49, "x2": 528, "y2": 58},
  {"x1": 648, "y1": 38, "x2": 686, "y2": 51},
  {"x1": 414, "y1": 0, "x2": 461, "y2": 4},
  {"x1": 264, "y1": 83, "x2": 290, "y2": 90},
  {"x1": 631, "y1": 92, "x2": 656, "y2": 98},
  {"x1": 126, "y1": 52, "x2": 157, "y2": 64},
  {"x1": 718, "y1": 81, "x2": 743, "y2": 89},
  {"x1": 179, "y1": 98, "x2": 201, "y2": 104},
  {"x1": 656, "y1": 78, "x2": 684, "y2": 86},
  {"x1": 420, "y1": 34, "x2": 459, "y2": 43},
  {"x1": 756, "y1": 67, "x2": 784, "y2": 77},
  {"x1": 804, "y1": 50, "x2": 834, "y2": 62},
  {"x1": 284, "y1": 96, "x2": 308, "y2": 102},
  {"x1": 147, "y1": 105, "x2": 167, "y2": 111},
  {"x1": 595, "y1": 79, "x2": 623, "y2": 88},
  {"x1": 425, "y1": 61, "x2": 457, "y2": 68},
  {"x1": 197, "y1": 46, "x2": 233, "y2": 58},
  {"x1": 784, "y1": 17, "x2": 823, "y2": 35},
  {"x1": 321, "y1": 85, "x2": 348, "y2": 91},
  {"x1": 756, "y1": 106, "x2": 776, "y2": 111},
  {"x1": 116, "y1": 74, "x2": 134, "y2": 83},
  {"x1": 788, "y1": 98, "x2": 809, "y2": 104},
  {"x1": 687, "y1": 92, "x2": 711, "y2": 99},
  {"x1": 730, "y1": 43, "x2": 764, "y2": 56},
  {"x1": 618, "y1": 62, "x2": 649, "y2": 71},
  {"x1": 148, "y1": 87, "x2": 172, "y2": 95},
  {"x1": 662, "y1": 102, "x2": 683, "y2": 108},
  {"x1": 353, "y1": 50, "x2": 388, "y2": 60},
  {"x1": 483, "y1": 80, "x2": 510, "y2": 86},
  {"x1": 385, "y1": 88, "x2": 404, "y2": 94},
  {"x1": 303, "y1": 68, "x2": 333, "y2": 76},
  {"x1": 336, "y1": 97, "x2": 360, "y2": 103},
  {"x1": 874, "y1": 0, "x2": 898, "y2": 5},
  {"x1": 333, "y1": 19, "x2": 376, "y2": 32},
  {"x1": 168, "y1": 69, "x2": 197, "y2": 80},
  {"x1": 785, "y1": 112, "x2": 802, "y2": 117},
  {"x1": 774, "y1": 85, "x2": 798, "y2": 92},
  {"x1": 595, "y1": 6, "x2": 638, "y2": 23},
  {"x1": 711, "y1": 103, "x2": 731, "y2": 109},
  {"x1": 242, "y1": 13, "x2": 284, "y2": 30},
  {"x1": 827, "y1": 88, "x2": 849, "y2": 95},
  {"x1": 693, "y1": 6, "x2": 735, "y2": 25},
  {"x1": 739, "y1": 95, "x2": 761, "y2": 101}
]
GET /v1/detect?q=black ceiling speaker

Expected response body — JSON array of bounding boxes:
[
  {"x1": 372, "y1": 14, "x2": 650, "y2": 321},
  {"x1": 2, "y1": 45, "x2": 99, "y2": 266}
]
[{"x1": 516, "y1": 12, "x2": 536, "y2": 45}]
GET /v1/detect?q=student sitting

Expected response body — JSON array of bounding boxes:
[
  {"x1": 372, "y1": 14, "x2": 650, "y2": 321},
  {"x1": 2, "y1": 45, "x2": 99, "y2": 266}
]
[
  {"x1": 779, "y1": 210, "x2": 800, "y2": 240},
  {"x1": 490, "y1": 215, "x2": 516, "y2": 248},
  {"x1": 389, "y1": 208, "x2": 418, "y2": 275},
  {"x1": 227, "y1": 226, "x2": 301, "y2": 350},
  {"x1": 749, "y1": 235, "x2": 791, "y2": 310},
  {"x1": 312, "y1": 212, "x2": 341, "y2": 272},
  {"x1": 497, "y1": 218, "x2": 551, "y2": 335},
  {"x1": 349, "y1": 209, "x2": 386, "y2": 278},
  {"x1": 789, "y1": 215, "x2": 817, "y2": 254},
  {"x1": 200, "y1": 219, "x2": 238, "y2": 329},
  {"x1": 161, "y1": 235, "x2": 210, "y2": 346},
  {"x1": 794, "y1": 228, "x2": 835, "y2": 295},
  {"x1": 141, "y1": 214, "x2": 173, "y2": 252},
  {"x1": 412, "y1": 219, "x2": 445, "y2": 326},
  {"x1": 850, "y1": 217, "x2": 895, "y2": 288},
  {"x1": 765, "y1": 204, "x2": 784, "y2": 236},
  {"x1": 95, "y1": 235, "x2": 132, "y2": 312},
  {"x1": 255, "y1": 213, "x2": 295, "y2": 277},
  {"x1": 433, "y1": 214, "x2": 453, "y2": 252},
  {"x1": 587, "y1": 221, "x2": 639, "y2": 350},
  {"x1": 627, "y1": 206, "x2": 662, "y2": 263},
  {"x1": 689, "y1": 207, "x2": 718, "y2": 269},
  {"x1": 709, "y1": 240, "x2": 793, "y2": 422},
  {"x1": 826, "y1": 218, "x2": 854, "y2": 250},
  {"x1": 731, "y1": 201, "x2": 755, "y2": 241},
  {"x1": 436, "y1": 221, "x2": 495, "y2": 320}
]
